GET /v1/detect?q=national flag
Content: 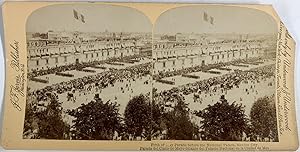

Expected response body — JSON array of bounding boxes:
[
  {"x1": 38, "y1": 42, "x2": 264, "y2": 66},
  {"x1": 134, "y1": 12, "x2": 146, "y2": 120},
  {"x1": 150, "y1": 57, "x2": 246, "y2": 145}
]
[
  {"x1": 81, "y1": 14, "x2": 85, "y2": 23},
  {"x1": 210, "y1": 16, "x2": 214, "y2": 25},
  {"x1": 73, "y1": 9, "x2": 79, "y2": 20},
  {"x1": 203, "y1": 12, "x2": 208, "y2": 22},
  {"x1": 73, "y1": 9, "x2": 86, "y2": 23}
]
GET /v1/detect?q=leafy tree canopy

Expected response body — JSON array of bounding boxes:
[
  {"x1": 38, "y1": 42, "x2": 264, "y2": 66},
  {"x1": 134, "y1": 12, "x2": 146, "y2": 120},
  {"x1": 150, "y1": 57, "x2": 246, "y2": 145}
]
[
  {"x1": 68, "y1": 97, "x2": 122, "y2": 140},
  {"x1": 199, "y1": 96, "x2": 248, "y2": 141},
  {"x1": 250, "y1": 95, "x2": 278, "y2": 141}
]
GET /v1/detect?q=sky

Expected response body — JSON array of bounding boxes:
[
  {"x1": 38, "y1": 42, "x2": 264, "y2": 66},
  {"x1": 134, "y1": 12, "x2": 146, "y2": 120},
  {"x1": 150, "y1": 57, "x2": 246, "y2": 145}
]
[
  {"x1": 27, "y1": 4, "x2": 277, "y2": 35},
  {"x1": 27, "y1": 4, "x2": 152, "y2": 33},
  {"x1": 154, "y1": 5, "x2": 278, "y2": 35}
]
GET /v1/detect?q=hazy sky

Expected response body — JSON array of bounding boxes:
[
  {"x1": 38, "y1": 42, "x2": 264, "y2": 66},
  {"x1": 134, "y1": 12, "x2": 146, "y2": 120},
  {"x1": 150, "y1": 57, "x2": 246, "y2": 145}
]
[
  {"x1": 27, "y1": 4, "x2": 152, "y2": 33},
  {"x1": 154, "y1": 5, "x2": 277, "y2": 34},
  {"x1": 27, "y1": 4, "x2": 277, "y2": 35}
]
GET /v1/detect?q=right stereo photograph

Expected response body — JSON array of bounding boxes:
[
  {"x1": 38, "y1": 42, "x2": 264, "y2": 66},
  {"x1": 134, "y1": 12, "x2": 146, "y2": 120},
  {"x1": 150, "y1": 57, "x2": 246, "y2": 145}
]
[{"x1": 151, "y1": 5, "x2": 278, "y2": 142}]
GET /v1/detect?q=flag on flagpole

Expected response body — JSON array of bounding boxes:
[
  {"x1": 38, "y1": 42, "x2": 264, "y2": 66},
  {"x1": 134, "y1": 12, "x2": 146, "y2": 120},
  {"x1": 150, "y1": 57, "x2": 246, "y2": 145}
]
[
  {"x1": 81, "y1": 14, "x2": 85, "y2": 23},
  {"x1": 203, "y1": 11, "x2": 214, "y2": 25},
  {"x1": 73, "y1": 9, "x2": 86, "y2": 23},
  {"x1": 73, "y1": 9, "x2": 79, "y2": 20},
  {"x1": 210, "y1": 16, "x2": 214, "y2": 25},
  {"x1": 203, "y1": 12, "x2": 208, "y2": 22}
]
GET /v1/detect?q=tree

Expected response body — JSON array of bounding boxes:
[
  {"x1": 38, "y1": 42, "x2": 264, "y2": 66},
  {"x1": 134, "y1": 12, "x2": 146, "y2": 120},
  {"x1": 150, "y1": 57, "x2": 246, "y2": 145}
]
[
  {"x1": 68, "y1": 97, "x2": 122, "y2": 140},
  {"x1": 250, "y1": 95, "x2": 278, "y2": 141},
  {"x1": 23, "y1": 103, "x2": 36, "y2": 138},
  {"x1": 124, "y1": 94, "x2": 152, "y2": 140},
  {"x1": 163, "y1": 93, "x2": 198, "y2": 140},
  {"x1": 36, "y1": 94, "x2": 70, "y2": 139},
  {"x1": 199, "y1": 96, "x2": 248, "y2": 141},
  {"x1": 150, "y1": 100, "x2": 164, "y2": 139}
]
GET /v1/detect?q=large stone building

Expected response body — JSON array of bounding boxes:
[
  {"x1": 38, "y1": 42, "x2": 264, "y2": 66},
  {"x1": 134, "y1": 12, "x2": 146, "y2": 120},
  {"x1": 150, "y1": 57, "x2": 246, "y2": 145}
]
[
  {"x1": 153, "y1": 34, "x2": 275, "y2": 74},
  {"x1": 27, "y1": 32, "x2": 147, "y2": 72}
]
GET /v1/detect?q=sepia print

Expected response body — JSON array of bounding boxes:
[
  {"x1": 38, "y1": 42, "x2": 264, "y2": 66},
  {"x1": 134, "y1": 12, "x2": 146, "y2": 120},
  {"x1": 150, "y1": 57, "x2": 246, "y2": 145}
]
[
  {"x1": 24, "y1": 4, "x2": 153, "y2": 140},
  {"x1": 152, "y1": 6, "x2": 278, "y2": 141},
  {"x1": 24, "y1": 4, "x2": 278, "y2": 142}
]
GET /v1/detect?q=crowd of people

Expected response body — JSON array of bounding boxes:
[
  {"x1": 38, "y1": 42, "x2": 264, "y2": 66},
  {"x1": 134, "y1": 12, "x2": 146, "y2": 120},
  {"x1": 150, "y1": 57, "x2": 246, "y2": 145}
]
[
  {"x1": 28, "y1": 54, "x2": 150, "y2": 79},
  {"x1": 153, "y1": 57, "x2": 264, "y2": 80},
  {"x1": 153, "y1": 63, "x2": 275, "y2": 108},
  {"x1": 27, "y1": 56, "x2": 152, "y2": 112},
  {"x1": 151, "y1": 59, "x2": 276, "y2": 141},
  {"x1": 25, "y1": 53, "x2": 153, "y2": 140},
  {"x1": 25, "y1": 49, "x2": 277, "y2": 141}
]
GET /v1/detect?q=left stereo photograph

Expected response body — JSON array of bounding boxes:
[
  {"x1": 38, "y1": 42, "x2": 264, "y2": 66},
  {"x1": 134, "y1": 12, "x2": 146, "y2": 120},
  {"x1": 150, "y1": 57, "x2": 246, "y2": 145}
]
[{"x1": 25, "y1": 4, "x2": 153, "y2": 140}]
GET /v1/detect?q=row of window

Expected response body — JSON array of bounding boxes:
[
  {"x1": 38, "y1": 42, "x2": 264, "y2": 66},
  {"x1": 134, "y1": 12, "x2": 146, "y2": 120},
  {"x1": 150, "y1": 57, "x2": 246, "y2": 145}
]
[
  {"x1": 34, "y1": 49, "x2": 133, "y2": 66},
  {"x1": 155, "y1": 50, "x2": 204, "y2": 56},
  {"x1": 159, "y1": 51, "x2": 259, "y2": 68},
  {"x1": 85, "y1": 52, "x2": 107, "y2": 59},
  {"x1": 211, "y1": 50, "x2": 257, "y2": 60},
  {"x1": 162, "y1": 59, "x2": 195, "y2": 68},
  {"x1": 35, "y1": 56, "x2": 66, "y2": 66},
  {"x1": 29, "y1": 48, "x2": 133, "y2": 58}
]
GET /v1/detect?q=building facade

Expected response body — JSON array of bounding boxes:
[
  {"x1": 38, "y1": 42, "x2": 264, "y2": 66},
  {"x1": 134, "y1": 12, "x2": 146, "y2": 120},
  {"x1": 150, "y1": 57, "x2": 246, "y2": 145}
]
[
  {"x1": 27, "y1": 33, "x2": 145, "y2": 72},
  {"x1": 153, "y1": 37, "x2": 275, "y2": 74}
]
